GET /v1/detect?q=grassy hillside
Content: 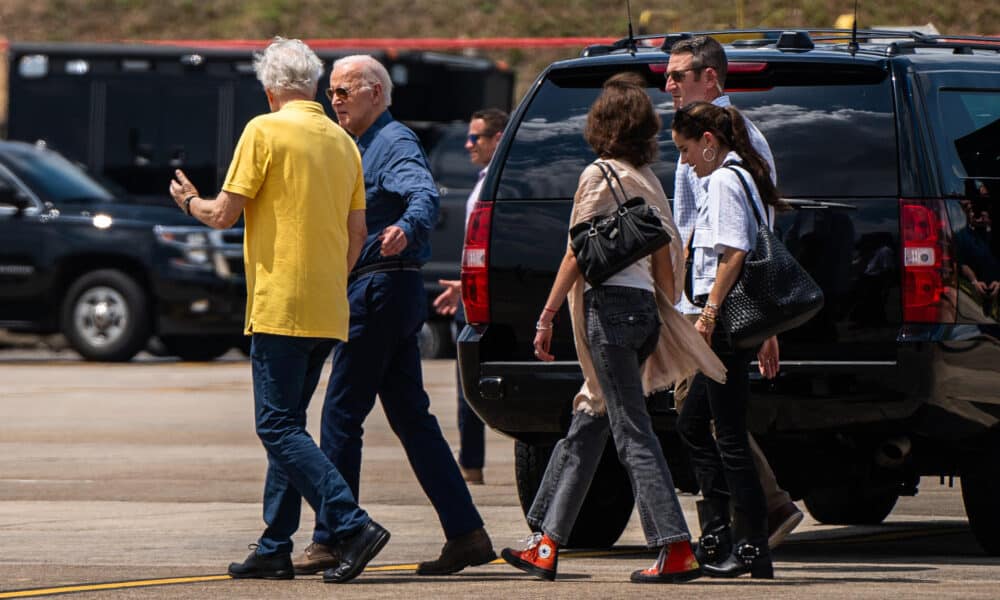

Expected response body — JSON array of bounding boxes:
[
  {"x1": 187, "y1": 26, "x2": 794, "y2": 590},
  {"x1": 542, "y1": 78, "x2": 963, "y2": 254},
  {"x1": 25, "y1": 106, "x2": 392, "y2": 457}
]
[{"x1": 1, "y1": 0, "x2": 998, "y2": 118}]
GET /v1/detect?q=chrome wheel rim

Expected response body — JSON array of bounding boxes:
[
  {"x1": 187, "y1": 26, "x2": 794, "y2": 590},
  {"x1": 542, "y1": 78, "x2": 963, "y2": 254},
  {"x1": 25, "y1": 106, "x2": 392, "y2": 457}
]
[{"x1": 73, "y1": 285, "x2": 129, "y2": 348}]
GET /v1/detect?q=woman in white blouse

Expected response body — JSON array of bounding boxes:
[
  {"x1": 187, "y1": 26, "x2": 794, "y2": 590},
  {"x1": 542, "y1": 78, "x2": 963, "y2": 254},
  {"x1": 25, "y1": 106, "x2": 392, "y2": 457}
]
[{"x1": 670, "y1": 101, "x2": 784, "y2": 579}]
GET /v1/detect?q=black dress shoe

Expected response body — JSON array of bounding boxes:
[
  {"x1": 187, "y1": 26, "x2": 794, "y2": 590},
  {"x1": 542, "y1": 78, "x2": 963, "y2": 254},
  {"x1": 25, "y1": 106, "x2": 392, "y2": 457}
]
[
  {"x1": 323, "y1": 520, "x2": 390, "y2": 584},
  {"x1": 227, "y1": 545, "x2": 294, "y2": 580}
]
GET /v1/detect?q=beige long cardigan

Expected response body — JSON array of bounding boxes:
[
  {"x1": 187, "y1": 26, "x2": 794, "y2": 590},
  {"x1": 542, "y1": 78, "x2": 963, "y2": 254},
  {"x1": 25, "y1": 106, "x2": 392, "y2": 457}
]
[{"x1": 567, "y1": 159, "x2": 727, "y2": 415}]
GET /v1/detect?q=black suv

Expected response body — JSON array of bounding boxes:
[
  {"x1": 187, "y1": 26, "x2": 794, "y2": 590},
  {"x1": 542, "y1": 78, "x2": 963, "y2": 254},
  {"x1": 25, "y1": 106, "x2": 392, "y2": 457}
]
[
  {"x1": 0, "y1": 140, "x2": 245, "y2": 361},
  {"x1": 458, "y1": 30, "x2": 1000, "y2": 554}
]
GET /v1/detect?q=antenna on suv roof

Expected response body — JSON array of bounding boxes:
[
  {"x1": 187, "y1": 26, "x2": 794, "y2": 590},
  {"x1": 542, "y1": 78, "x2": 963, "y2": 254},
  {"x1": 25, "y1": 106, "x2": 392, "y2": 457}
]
[
  {"x1": 848, "y1": 0, "x2": 860, "y2": 55},
  {"x1": 625, "y1": 0, "x2": 638, "y2": 53}
]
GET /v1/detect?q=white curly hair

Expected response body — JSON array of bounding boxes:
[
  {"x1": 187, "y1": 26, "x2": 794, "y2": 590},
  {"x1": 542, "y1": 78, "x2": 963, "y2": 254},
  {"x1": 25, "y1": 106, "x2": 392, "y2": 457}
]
[{"x1": 253, "y1": 37, "x2": 324, "y2": 97}]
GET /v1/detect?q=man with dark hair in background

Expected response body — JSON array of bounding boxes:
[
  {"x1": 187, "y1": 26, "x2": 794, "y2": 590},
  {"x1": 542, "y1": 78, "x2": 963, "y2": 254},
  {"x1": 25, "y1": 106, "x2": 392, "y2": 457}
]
[{"x1": 434, "y1": 107, "x2": 509, "y2": 485}]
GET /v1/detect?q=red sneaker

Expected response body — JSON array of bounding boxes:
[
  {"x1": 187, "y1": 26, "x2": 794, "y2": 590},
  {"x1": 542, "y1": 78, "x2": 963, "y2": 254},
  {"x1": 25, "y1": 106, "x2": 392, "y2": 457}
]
[
  {"x1": 630, "y1": 540, "x2": 702, "y2": 583},
  {"x1": 501, "y1": 532, "x2": 558, "y2": 581}
]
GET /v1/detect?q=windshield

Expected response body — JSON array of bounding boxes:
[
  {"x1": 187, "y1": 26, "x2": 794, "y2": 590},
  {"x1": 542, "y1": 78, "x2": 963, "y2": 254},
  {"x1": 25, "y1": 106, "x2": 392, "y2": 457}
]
[{"x1": 1, "y1": 144, "x2": 115, "y2": 204}]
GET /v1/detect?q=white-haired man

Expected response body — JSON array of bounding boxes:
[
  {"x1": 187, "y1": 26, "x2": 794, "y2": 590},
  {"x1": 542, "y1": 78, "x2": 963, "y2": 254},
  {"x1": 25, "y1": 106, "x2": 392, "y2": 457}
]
[
  {"x1": 292, "y1": 54, "x2": 496, "y2": 577},
  {"x1": 169, "y1": 38, "x2": 386, "y2": 585}
]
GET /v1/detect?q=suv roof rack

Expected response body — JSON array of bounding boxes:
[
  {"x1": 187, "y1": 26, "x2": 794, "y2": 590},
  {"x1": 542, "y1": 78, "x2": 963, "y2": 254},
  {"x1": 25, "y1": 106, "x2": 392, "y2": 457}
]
[{"x1": 581, "y1": 28, "x2": 1000, "y2": 58}]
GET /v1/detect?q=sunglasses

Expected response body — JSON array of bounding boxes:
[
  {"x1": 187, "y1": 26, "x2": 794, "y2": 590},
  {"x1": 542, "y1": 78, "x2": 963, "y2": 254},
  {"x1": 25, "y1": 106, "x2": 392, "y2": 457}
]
[
  {"x1": 467, "y1": 132, "x2": 494, "y2": 145},
  {"x1": 666, "y1": 66, "x2": 705, "y2": 83},
  {"x1": 325, "y1": 85, "x2": 369, "y2": 101}
]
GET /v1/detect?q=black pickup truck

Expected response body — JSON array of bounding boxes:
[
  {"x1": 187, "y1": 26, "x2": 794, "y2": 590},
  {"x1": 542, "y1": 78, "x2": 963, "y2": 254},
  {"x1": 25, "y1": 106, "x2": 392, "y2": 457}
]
[
  {"x1": 458, "y1": 29, "x2": 1000, "y2": 554},
  {"x1": 0, "y1": 140, "x2": 245, "y2": 361}
]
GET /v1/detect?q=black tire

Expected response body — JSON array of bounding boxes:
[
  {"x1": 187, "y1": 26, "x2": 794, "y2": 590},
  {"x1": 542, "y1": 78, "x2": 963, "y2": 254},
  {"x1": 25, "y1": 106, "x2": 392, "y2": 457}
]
[
  {"x1": 514, "y1": 440, "x2": 635, "y2": 548},
  {"x1": 960, "y1": 436, "x2": 1000, "y2": 556},
  {"x1": 61, "y1": 269, "x2": 150, "y2": 362},
  {"x1": 804, "y1": 484, "x2": 899, "y2": 525},
  {"x1": 418, "y1": 320, "x2": 454, "y2": 359},
  {"x1": 160, "y1": 335, "x2": 233, "y2": 362}
]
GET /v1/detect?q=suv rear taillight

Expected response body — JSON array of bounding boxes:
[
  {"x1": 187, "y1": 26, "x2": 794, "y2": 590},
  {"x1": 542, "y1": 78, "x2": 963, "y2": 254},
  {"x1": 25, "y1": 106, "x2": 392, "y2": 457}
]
[
  {"x1": 900, "y1": 198, "x2": 956, "y2": 323},
  {"x1": 462, "y1": 200, "x2": 493, "y2": 325}
]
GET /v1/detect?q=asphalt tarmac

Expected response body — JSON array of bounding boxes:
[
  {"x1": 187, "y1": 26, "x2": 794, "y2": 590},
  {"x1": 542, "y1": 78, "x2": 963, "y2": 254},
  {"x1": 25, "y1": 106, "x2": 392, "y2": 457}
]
[{"x1": 1, "y1": 348, "x2": 998, "y2": 599}]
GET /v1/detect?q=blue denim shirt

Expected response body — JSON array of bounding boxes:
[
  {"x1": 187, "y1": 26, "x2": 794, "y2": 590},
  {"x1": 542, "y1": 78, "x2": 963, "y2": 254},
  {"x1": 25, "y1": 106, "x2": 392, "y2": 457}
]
[{"x1": 353, "y1": 110, "x2": 440, "y2": 269}]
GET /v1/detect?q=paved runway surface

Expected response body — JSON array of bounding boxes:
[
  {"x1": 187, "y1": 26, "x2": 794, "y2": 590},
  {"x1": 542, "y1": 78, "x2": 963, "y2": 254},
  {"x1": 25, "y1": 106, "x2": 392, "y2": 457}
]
[{"x1": 0, "y1": 347, "x2": 998, "y2": 598}]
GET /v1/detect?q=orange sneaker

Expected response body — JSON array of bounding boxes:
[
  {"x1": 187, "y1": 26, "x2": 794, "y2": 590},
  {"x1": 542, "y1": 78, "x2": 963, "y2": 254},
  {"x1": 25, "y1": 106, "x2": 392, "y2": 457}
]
[
  {"x1": 501, "y1": 532, "x2": 558, "y2": 581},
  {"x1": 630, "y1": 540, "x2": 702, "y2": 583}
]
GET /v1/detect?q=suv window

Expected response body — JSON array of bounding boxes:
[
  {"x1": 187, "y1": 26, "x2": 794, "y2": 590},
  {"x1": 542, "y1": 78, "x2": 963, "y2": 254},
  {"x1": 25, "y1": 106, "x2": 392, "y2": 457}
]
[
  {"x1": 496, "y1": 62, "x2": 897, "y2": 201},
  {"x1": 932, "y1": 89, "x2": 999, "y2": 198},
  {"x1": 496, "y1": 68, "x2": 675, "y2": 201}
]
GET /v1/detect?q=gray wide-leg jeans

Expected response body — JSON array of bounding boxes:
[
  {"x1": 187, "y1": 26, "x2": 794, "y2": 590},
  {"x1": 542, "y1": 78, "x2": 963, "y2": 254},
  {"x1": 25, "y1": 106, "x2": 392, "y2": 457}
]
[{"x1": 527, "y1": 285, "x2": 692, "y2": 547}]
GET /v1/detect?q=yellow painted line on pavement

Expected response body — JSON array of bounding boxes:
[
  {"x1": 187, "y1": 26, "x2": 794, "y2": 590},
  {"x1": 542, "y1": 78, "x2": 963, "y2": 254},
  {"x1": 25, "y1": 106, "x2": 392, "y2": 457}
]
[
  {"x1": 0, "y1": 531, "x2": 963, "y2": 598},
  {"x1": 0, "y1": 575, "x2": 231, "y2": 599},
  {"x1": 0, "y1": 553, "x2": 634, "y2": 597}
]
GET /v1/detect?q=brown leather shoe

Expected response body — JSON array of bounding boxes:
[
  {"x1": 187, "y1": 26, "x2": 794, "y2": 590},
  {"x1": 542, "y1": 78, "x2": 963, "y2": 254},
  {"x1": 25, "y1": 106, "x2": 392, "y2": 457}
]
[
  {"x1": 767, "y1": 502, "x2": 804, "y2": 549},
  {"x1": 293, "y1": 541, "x2": 340, "y2": 575},
  {"x1": 416, "y1": 527, "x2": 497, "y2": 575},
  {"x1": 461, "y1": 466, "x2": 484, "y2": 485}
]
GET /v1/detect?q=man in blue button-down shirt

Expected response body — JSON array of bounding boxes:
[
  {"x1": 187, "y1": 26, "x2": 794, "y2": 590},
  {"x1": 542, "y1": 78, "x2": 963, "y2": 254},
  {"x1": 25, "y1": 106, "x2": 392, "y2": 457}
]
[{"x1": 295, "y1": 55, "x2": 496, "y2": 578}]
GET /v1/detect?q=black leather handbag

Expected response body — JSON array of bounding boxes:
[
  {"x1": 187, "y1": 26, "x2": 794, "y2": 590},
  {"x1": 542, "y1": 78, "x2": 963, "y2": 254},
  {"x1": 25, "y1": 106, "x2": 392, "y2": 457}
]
[
  {"x1": 714, "y1": 166, "x2": 825, "y2": 349},
  {"x1": 570, "y1": 162, "x2": 671, "y2": 286}
]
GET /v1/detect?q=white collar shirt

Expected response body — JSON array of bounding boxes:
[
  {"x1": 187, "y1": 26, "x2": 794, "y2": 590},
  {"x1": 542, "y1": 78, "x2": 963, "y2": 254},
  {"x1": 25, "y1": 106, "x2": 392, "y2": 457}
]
[
  {"x1": 689, "y1": 151, "x2": 774, "y2": 299},
  {"x1": 465, "y1": 167, "x2": 488, "y2": 226}
]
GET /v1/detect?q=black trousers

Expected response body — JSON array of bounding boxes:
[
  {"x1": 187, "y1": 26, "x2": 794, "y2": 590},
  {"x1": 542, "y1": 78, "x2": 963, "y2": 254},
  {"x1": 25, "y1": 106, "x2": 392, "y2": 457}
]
[{"x1": 676, "y1": 338, "x2": 767, "y2": 538}]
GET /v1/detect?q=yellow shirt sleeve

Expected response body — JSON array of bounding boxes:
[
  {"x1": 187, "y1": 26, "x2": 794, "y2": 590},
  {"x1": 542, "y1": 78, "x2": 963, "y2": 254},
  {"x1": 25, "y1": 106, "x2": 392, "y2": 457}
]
[
  {"x1": 223, "y1": 119, "x2": 268, "y2": 199},
  {"x1": 349, "y1": 144, "x2": 366, "y2": 211}
]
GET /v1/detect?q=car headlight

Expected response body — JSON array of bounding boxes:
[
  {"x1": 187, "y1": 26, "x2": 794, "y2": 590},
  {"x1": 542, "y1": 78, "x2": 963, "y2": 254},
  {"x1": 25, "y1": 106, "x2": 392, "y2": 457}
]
[{"x1": 154, "y1": 226, "x2": 212, "y2": 268}]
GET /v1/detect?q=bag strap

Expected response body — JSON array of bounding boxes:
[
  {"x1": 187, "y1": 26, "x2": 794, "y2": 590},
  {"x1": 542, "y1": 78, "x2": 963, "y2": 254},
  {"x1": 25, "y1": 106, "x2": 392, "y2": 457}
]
[
  {"x1": 594, "y1": 161, "x2": 627, "y2": 209},
  {"x1": 723, "y1": 163, "x2": 769, "y2": 229}
]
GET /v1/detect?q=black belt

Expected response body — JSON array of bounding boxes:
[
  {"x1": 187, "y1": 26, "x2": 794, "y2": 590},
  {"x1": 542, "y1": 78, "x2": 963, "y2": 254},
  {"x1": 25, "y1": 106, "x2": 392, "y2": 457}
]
[{"x1": 348, "y1": 259, "x2": 421, "y2": 283}]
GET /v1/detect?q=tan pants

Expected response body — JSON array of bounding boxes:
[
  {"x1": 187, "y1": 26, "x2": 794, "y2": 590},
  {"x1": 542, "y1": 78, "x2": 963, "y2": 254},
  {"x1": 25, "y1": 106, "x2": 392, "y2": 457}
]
[{"x1": 674, "y1": 314, "x2": 791, "y2": 513}]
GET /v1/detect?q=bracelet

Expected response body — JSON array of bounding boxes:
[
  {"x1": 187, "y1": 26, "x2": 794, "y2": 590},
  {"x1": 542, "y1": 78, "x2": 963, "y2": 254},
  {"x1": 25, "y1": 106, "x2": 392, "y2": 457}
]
[
  {"x1": 542, "y1": 306, "x2": 559, "y2": 314},
  {"x1": 183, "y1": 195, "x2": 197, "y2": 216},
  {"x1": 536, "y1": 321, "x2": 553, "y2": 331},
  {"x1": 698, "y1": 313, "x2": 716, "y2": 325},
  {"x1": 705, "y1": 301, "x2": 721, "y2": 311}
]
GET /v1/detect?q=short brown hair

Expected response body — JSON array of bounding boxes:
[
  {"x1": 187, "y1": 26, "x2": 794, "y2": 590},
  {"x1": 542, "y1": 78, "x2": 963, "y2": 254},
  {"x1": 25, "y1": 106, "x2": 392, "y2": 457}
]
[
  {"x1": 670, "y1": 36, "x2": 728, "y2": 88},
  {"x1": 471, "y1": 108, "x2": 509, "y2": 136},
  {"x1": 584, "y1": 72, "x2": 660, "y2": 167}
]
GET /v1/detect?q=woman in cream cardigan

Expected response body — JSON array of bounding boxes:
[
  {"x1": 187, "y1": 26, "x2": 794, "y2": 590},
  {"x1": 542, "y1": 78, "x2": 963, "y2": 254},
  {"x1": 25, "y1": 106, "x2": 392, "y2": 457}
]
[{"x1": 500, "y1": 72, "x2": 726, "y2": 584}]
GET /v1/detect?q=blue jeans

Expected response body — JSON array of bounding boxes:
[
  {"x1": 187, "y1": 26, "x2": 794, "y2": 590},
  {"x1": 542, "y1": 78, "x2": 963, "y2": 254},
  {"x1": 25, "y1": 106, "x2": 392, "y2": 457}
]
[
  {"x1": 454, "y1": 306, "x2": 485, "y2": 469},
  {"x1": 250, "y1": 333, "x2": 370, "y2": 556},
  {"x1": 314, "y1": 270, "x2": 483, "y2": 544},
  {"x1": 528, "y1": 285, "x2": 691, "y2": 547}
]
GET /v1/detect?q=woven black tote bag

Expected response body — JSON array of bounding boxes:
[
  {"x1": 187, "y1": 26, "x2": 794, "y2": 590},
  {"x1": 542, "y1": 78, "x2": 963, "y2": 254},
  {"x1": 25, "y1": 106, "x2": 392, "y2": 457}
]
[{"x1": 719, "y1": 166, "x2": 825, "y2": 349}]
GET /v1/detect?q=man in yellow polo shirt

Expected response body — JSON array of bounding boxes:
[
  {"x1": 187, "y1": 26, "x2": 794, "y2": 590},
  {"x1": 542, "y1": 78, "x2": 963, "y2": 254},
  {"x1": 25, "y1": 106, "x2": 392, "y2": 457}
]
[{"x1": 168, "y1": 37, "x2": 387, "y2": 585}]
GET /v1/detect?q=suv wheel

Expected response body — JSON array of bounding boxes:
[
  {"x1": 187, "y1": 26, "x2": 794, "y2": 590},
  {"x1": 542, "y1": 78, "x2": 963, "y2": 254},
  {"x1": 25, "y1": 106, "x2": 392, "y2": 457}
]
[
  {"x1": 61, "y1": 270, "x2": 150, "y2": 362},
  {"x1": 804, "y1": 484, "x2": 899, "y2": 525},
  {"x1": 160, "y1": 335, "x2": 233, "y2": 362},
  {"x1": 960, "y1": 434, "x2": 1000, "y2": 556},
  {"x1": 514, "y1": 439, "x2": 634, "y2": 548}
]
